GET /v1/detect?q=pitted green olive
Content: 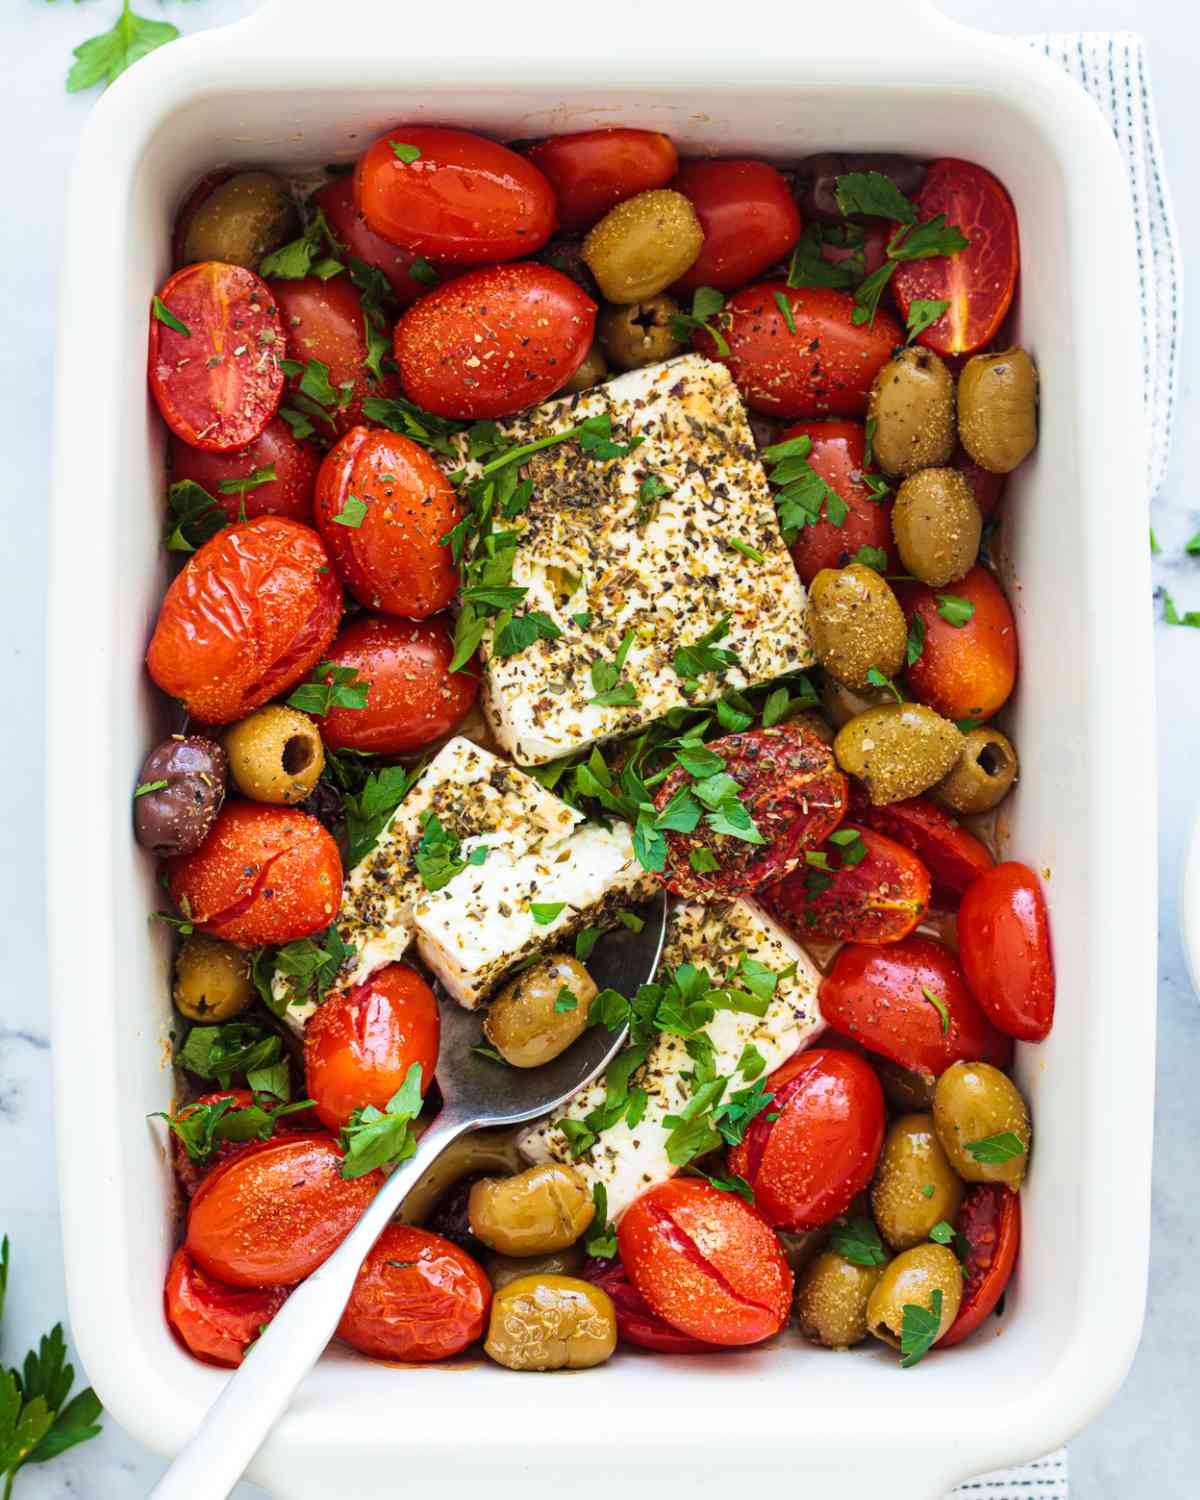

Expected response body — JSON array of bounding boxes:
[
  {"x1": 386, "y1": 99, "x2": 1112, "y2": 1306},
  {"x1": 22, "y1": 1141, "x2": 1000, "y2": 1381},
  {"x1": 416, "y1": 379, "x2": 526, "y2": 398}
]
[
  {"x1": 867, "y1": 346, "x2": 956, "y2": 477},
  {"x1": 834, "y1": 704, "x2": 963, "y2": 804},
  {"x1": 182, "y1": 172, "x2": 299, "y2": 272},
  {"x1": 807, "y1": 565, "x2": 908, "y2": 691},
  {"x1": 957, "y1": 348, "x2": 1038, "y2": 473},
  {"x1": 468, "y1": 1163, "x2": 595, "y2": 1256},
  {"x1": 222, "y1": 705, "x2": 324, "y2": 805},
  {"x1": 173, "y1": 935, "x2": 254, "y2": 1022},
  {"x1": 866, "y1": 1243, "x2": 962, "y2": 1351},
  {"x1": 871, "y1": 1113, "x2": 964, "y2": 1251},
  {"x1": 485, "y1": 1275, "x2": 617, "y2": 1370},
  {"x1": 582, "y1": 189, "x2": 703, "y2": 303},
  {"x1": 932, "y1": 726, "x2": 1019, "y2": 814},
  {"x1": 819, "y1": 674, "x2": 896, "y2": 730},
  {"x1": 891, "y1": 468, "x2": 982, "y2": 587},
  {"x1": 484, "y1": 955, "x2": 596, "y2": 1068},
  {"x1": 485, "y1": 1246, "x2": 585, "y2": 1291},
  {"x1": 795, "y1": 1250, "x2": 887, "y2": 1349},
  {"x1": 599, "y1": 295, "x2": 687, "y2": 370},
  {"x1": 933, "y1": 1061, "x2": 1031, "y2": 1189}
]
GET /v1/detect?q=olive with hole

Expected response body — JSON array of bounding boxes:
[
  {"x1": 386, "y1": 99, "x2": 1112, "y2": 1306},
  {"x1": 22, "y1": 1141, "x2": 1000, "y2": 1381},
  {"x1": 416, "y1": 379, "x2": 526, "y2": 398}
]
[
  {"x1": 133, "y1": 735, "x2": 227, "y2": 857},
  {"x1": 486, "y1": 1246, "x2": 585, "y2": 1291},
  {"x1": 181, "y1": 172, "x2": 300, "y2": 272},
  {"x1": 483, "y1": 955, "x2": 596, "y2": 1068},
  {"x1": 933, "y1": 1061, "x2": 1031, "y2": 1190},
  {"x1": 958, "y1": 347, "x2": 1038, "y2": 474},
  {"x1": 582, "y1": 189, "x2": 703, "y2": 304},
  {"x1": 795, "y1": 1249, "x2": 888, "y2": 1349},
  {"x1": 932, "y1": 727, "x2": 1019, "y2": 815},
  {"x1": 557, "y1": 342, "x2": 608, "y2": 395},
  {"x1": 866, "y1": 1243, "x2": 962, "y2": 1352},
  {"x1": 468, "y1": 1163, "x2": 595, "y2": 1256},
  {"x1": 871, "y1": 1112, "x2": 964, "y2": 1251},
  {"x1": 819, "y1": 673, "x2": 897, "y2": 730},
  {"x1": 807, "y1": 564, "x2": 907, "y2": 692},
  {"x1": 222, "y1": 705, "x2": 325, "y2": 805},
  {"x1": 172, "y1": 933, "x2": 255, "y2": 1022},
  {"x1": 867, "y1": 346, "x2": 956, "y2": 478},
  {"x1": 834, "y1": 704, "x2": 963, "y2": 805},
  {"x1": 891, "y1": 468, "x2": 982, "y2": 588},
  {"x1": 598, "y1": 295, "x2": 686, "y2": 371},
  {"x1": 484, "y1": 1274, "x2": 617, "y2": 1371}
]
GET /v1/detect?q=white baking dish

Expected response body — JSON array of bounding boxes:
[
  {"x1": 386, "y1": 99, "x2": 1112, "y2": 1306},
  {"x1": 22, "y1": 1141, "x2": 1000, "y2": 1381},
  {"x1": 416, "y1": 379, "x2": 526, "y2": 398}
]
[{"x1": 46, "y1": 1, "x2": 1156, "y2": 1495}]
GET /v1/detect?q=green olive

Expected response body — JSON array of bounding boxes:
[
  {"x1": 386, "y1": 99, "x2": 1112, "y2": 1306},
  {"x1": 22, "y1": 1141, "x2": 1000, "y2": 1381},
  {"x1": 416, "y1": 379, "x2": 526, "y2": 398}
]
[
  {"x1": 485, "y1": 1246, "x2": 585, "y2": 1291},
  {"x1": 485, "y1": 1275, "x2": 617, "y2": 1370},
  {"x1": 834, "y1": 703, "x2": 963, "y2": 805},
  {"x1": 867, "y1": 346, "x2": 956, "y2": 477},
  {"x1": 891, "y1": 468, "x2": 982, "y2": 587},
  {"x1": 557, "y1": 342, "x2": 608, "y2": 395},
  {"x1": 932, "y1": 727, "x2": 1019, "y2": 815},
  {"x1": 871, "y1": 1113, "x2": 964, "y2": 1251},
  {"x1": 182, "y1": 172, "x2": 300, "y2": 272},
  {"x1": 468, "y1": 1163, "x2": 595, "y2": 1256},
  {"x1": 598, "y1": 295, "x2": 686, "y2": 371},
  {"x1": 933, "y1": 1061, "x2": 1031, "y2": 1189},
  {"x1": 873, "y1": 1056, "x2": 936, "y2": 1112},
  {"x1": 958, "y1": 347, "x2": 1038, "y2": 473},
  {"x1": 483, "y1": 955, "x2": 596, "y2": 1068},
  {"x1": 866, "y1": 1243, "x2": 963, "y2": 1351},
  {"x1": 222, "y1": 705, "x2": 324, "y2": 805},
  {"x1": 582, "y1": 189, "x2": 703, "y2": 304},
  {"x1": 396, "y1": 1128, "x2": 525, "y2": 1228},
  {"x1": 173, "y1": 934, "x2": 254, "y2": 1022},
  {"x1": 806, "y1": 565, "x2": 907, "y2": 691},
  {"x1": 795, "y1": 1249, "x2": 886, "y2": 1349},
  {"x1": 819, "y1": 674, "x2": 896, "y2": 730}
]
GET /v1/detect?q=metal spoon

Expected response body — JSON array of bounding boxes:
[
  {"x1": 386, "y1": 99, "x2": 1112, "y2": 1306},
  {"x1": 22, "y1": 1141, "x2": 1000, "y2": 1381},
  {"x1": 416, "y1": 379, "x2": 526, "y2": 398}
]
[{"x1": 150, "y1": 893, "x2": 668, "y2": 1500}]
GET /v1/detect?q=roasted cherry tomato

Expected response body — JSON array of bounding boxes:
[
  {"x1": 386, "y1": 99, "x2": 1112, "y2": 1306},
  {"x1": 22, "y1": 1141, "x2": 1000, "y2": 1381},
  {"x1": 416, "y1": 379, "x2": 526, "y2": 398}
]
[
  {"x1": 337, "y1": 1224, "x2": 490, "y2": 1361},
  {"x1": 305, "y1": 964, "x2": 440, "y2": 1130},
  {"x1": 167, "y1": 417, "x2": 320, "y2": 526},
  {"x1": 891, "y1": 160, "x2": 1019, "y2": 357},
  {"x1": 819, "y1": 934, "x2": 1013, "y2": 1080},
  {"x1": 652, "y1": 722, "x2": 847, "y2": 900},
  {"x1": 780, "y1": 420, "x2": 895, "y2": 586},
  {"x1": 393, "y1": 263, "x2": 596, "y2": 419},
  {"x1": 957, "y1": 862, "x2": 1055, "y2": 1042},
  {"x1": 727, "y1": 1048, "x2": 885, "y2": 1230},
  {"x1": 167, "y1": 803, "x2": 342, "y2": 948},
  {"x1": 898, "y1": 565, "x2": 1018, "y2": 721},
  {"x1": 525, "y1": 128, "x2": 678, "y2": 234},
  {"x1": 187, "y1": 1134, "x2": 381, "y2": 1287},
  {"x1": 938, "y1": 1184, "x2": 1020, "y2": 1348},
  {"x1": 698, "y1": 283, "x2": 900, "y2": 420},
  {"x1": 580, "y1": 1257, "x2": 714, "y2": 1354},
  {"x1": 149, "y1": 263, "x2": 285, "y2": 452},
  {"x1": 355, "y1": 126, "x2": 556, "y2": 264},
  {"x1": 313, "y1": 175, "x2": 450, "y2": 309},
  {"x1": 169, "y1": 1088, "x2": 309, "y2": 1198},
  {"x1": 315, "y1": 614, "x2": 477, "y2": 754},
  {"x1": 314, "y1": 426, "x2": 461, "y2": 618},
  {"x1": 164, "y1": 1246, "x2": 290, "y2": 1367},
  {"x1": 954, "y1": 442, "x2": 1005, "y2": 523},
  {"x1": 847, "y1": 788, "x2": 993, "y2": 903},
  {"x1": 146, "y1": 516, "x2": 342, "y2": 724},
  {"x1": 764, "y1": 825, "x2": 931, "y2": 944},
  {"x1": 618, "y1": 1179, "x2": 792, "y2": 1346},
  {"x1": 671, "y1": 159, "x2": 801, "y2": 295}
]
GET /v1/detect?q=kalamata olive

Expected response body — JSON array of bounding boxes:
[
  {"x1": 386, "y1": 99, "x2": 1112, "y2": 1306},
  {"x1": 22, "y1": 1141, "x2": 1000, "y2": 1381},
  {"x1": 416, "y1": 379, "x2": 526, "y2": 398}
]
[
  {"x1": 871, "y1": 1112, "x2": 964, "y2": 1251},
  {"x1": 557, "y1": 342, "x2": 608, "y2": 395},
  {"x1": 486, "y1": 1246, "x2": 585, "y2": 1291},
  {"x1": 891, "y1": 468, "x2": 982, "y2": 587},
  {"x1": 173, "y1": 934, "x2": 255, "y2": 1022},
  {"x1": 795, "y1": 1249, "x2": 886, "y2": 1349},
  {"x1": 468, "y1": 1163, "x2": 595, "y2": 1256},
  {"x1": 484, "y1": 1274, "x2": 617, "y2": 1370},
  {"x1": 866, "y1": 1243, "x2": 962, "y2": 1351},
  {"x1": 868, "y1": 346, "x2": 956, "y2": 478},
  {"x1": 834, "y1": 704, "x2": 963, "y2": 805},
  {"x1": 933, "y1": 1061, "x2": 1031, "y2": 1190},
  {"x1": 133, "y1": 735, "x2": 227, "y2": 856},
  {"x1": 483, "y1": 956, "x2": 596, "y2": 1068},
  {"x1": 536, "y1": 237, "x2": 601, "y2": 300},
  {"x1": 932, "y1": 727, "x2": 1019, "y2": 815},
  {"x1": 422, "y1": 1175, "x2": 487, "y2": 1257},
  {"x1": 598, "y1": 295, "x2": 686, "y2": 371},
  {"x1": 582, "y1": 189, "x2": 703, "y2": 303},
  {"x1": 957, "y1": 348, "x2": 1038, "y2": 473},
  {"x1": 181, "y1": 171, "x2": 299, "y2": 272},
  {"x1": 222, "y1": 705, "x2": 325, "y2": 806},
  {"x1": 807, "y1": 564, "x2": 908, "y2": 691},
  {"x1": 793, "y1": 153, "x2": 926, "y2": 224}
]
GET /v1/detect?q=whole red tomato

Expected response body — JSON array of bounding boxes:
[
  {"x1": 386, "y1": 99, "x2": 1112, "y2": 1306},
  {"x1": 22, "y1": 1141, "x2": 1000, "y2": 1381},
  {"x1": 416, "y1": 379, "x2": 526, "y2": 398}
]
[
  {"x1": 164, "y1": 1246, "x2": 290, "y2": 1367},
  {"x1": 337, "y1": 1224, "x2": 490, "y2": 1361},
  {"x1": 819, "y1": 934, "x2": 1013, "y2": 1079},
  {"x1": 168, "y1": 803, "x2": 342, "y2": 948},
  {"x1": 525, "y1": 129, "x2": 678, "y2": 234},
  {"x1": 617, "y1": 1179, "x2": 792, "y2": 1346},
  {"x1": 847, "y1": 789, "x2": 993, "y2": 904},
  {"x1": 671, "y1": 159, "x2": 801, "y2": 295},
  {"x1": 146, "y1": 516, "x2": 342, "y2": 724},
  {"x1": 764, "y1": 825, "x2": 931, "y2": 944},
  {"x1": 314, "y1": 427, "x2": 461, "y2": 618},
  {"x1": 187, "y1": 1134, "x2": 381, "y2": 1287},
  {"x1": 313, "y1": 175, "x2": 450, "y2": 308},
  {"x1": 781, "y1": 420, "x2": 895, "y2": 585},
  {"x1": 170, "y1": 1088, "x2": 309, "y2": 1198},
  {"x1": 393, "y1": 263, "x2": 596, "y2": 419},
  {"x1": 167, "y1": 417, "x2": 320, "y2": 526},
  {"x1": 938, "y1": 1184, "x2": 1020, "y2": 1348},
  {"x1": 957, "y1": 862, "x2": 1055, "y2": 1042},
  {"x1": 316, "y1": 615, "x2": 477, "y2": 754},
  {"x1": 580, "y1": 1258, "x2": 714, "y2": 1354},
  {"x1": 899, "y1": 564, "x2": 1018, "y2": 721},
  {"x1": 728, "y1": 1048, "x2": 885, "y2": 1230},
  {"x1": 355, "y1": 126, "x2": 556, "y2": 264}
]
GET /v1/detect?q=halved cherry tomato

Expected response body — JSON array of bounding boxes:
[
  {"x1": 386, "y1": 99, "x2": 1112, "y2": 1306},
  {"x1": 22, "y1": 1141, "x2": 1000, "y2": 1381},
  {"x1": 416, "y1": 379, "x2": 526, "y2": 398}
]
[
  {"x1": 525, "y1": 129, "x2": 678, "y2": 234},
  {"x1": 314, "y1": 427, "x2": 461, "y2": 618},
  {"x1": 167, "y1": 417, "x2": 320, "y2": 526},
  {"x1": 938, "y1": 1184, "x2": 1020, "y2": 1348},
  {"x1": 305, "y1": 963, "x2": 440, "y2": 1131},
  {"x1": 393, "y1": 263, "x2": 596, "y2": 419},
  {"x1": 819, "y1": 935, "x2": 1013, "y2": 1080},
  {"x1": 764, "y1": 825, "x2": 930, "y2": 944},
  {"x1": 847, "y1": 788, "x2": 993, "y2": 903},
  {"x1": 170, "y1": 1088, "x2": 308, "y2": 1198},
  {"x1": 781, "y1": 420, "x2": 896, "y2": 586},
  {"x1": 898, "y1": 565, "x2": 1018, "y2": 721},
  {"x1": 698, "y1": 283, "x2": 900, "y2": 419},
  {"x1": 954, "y1": 442, "x2": 1005, "y2": 523},
  {"x1": 149, "y1": 263, "x2": 285, "y2": 452},
  {"x1": 313, "y1": 175, "x2": 450, "y2": 309},
  {"x1": 727, "y1": 1048, "x2": 885, "y2": 1230},
  {"x1": 164, "y1": 1246, "x2": 290, "y2": 1367},
  {"x1": 671, "y1": 159, "x2": 801, "y2": 295},
  {"x1": 957, "y1": 862, "x2": 1055, "y2": 1042},
  {"x1": 187, "y1": 1134, "x2": 381, "y2": 1287},
  {"x1": 167, "y1": 803, "x2": 342, "y2": 948},
  {"x1": 618, "y1": 1179, "x2": 792, "y2": 1347},
  {"x1": 146, "y1": 516, "x2": 342, "y2": 724},
  {"x1": 355, "y1": 126, "x2": 556, "y2": 264},
  {"x1": 891, "y1": 160, "x2": 1019, "y2": 357},
  {"x1": 652, "y1": 722, "x2": 847, "y2": 900},
  {"x1": 580, "y1": 1257, "x2": 715, "y2": 1354}
]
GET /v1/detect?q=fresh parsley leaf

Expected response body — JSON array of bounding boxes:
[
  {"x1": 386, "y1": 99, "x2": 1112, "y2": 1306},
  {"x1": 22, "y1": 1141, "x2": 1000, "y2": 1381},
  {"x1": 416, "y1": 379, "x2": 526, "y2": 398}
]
[
  {"x1": 728, "y1": 537, "x2": 766, "y2": 564},
  {"x1": 785, "y1": 223, "x2": 860, "y2": 291},
  {"x1": 694, "y1": 1168, "x2": 755, "y2": 1204},
  {"x1": 163, "y1": 479, "x2": 227, "y2": 553},
  {"x1": 673, "y1": 616, "x2": 738, "y2": 682},
  {"x1": 575, "y1": 928, "x2": 602, "y2": 962},
  {"x1": 922, "y1": 985, "x2": 950, "y2": 1036},
  {"x1": 906, "y1": 298, "x2": 951, "y2": 343},
  {"x1": 668, "y1": 286, "x2": 730, "y2": 356},
  {"x1": 583, "y1": 1184, "x2": 618, "y2": 1259},
  {"x1": 176, "y1": 1024, "x2": 283, "y2": 1090},
  {"x1": 899, "y1": 1288, "x2": 943, "y2": 1368},
  {"x1": 554, "y1": 987, "x2": 579, "y2": 1013},
  {"x1": 965, "y1": 1131, "x2": 1027, "y2": 1165},
  {"x1": 888, "y1": 214, "x2": 970, "y2": 262},
  {"x1": 492, "y1": 610, "x2": 562, "y2": 659},
  {"x1": 277, "y1": 406, "x2": 317, "y2": 442},
  {"x1": 635, "y1": 473, "x2": 671, "y2": 525},
  {"x1": 216, "y1": 466, "x2": 277, "y2": 504},
  {"x1": 414, "y1": 811, "x2": 488, "y2": 892},
  {"x1": 710, "y1": 1076, "x2": 776, "y2": 1147},
  {"x1": 151, "y1": 1094, "x2": 313, "y2": 1166},
  {"x1": 828, "y1": 827, "x2": 868, "y2": 866},
  {"x1": 773, "y1": 290, "x2": 798, "y2": 335},
  {"x1": 1150, "y1": 526, "x2": 1162, "y2": 555},
  {"x1": 850, "y1": 260, "x2": 898, "y2": 328},
  {"x1": 259, "y1": 210, "x2": 340, "y2": 282},
  {"x1": 342, "y1": 761, "x2": 427, "y2": 868},
  {"x1": 389, "y1": 141, "x2": 422, "y2": 163},
  {"x1": 361, "y1": 395, "x2": 463, "y2": 460},
  {"x1": 737, "y1": 1043, "x2": 766, "y2": 1080},
  {"x1": 133, "y1": 780, "x2": 167, "y2": 799},
  {"x1": 287, "y1": 662, "x2": 370, "y2": 716},
  {"x1": 907, "y1": 611, "x2": 926, "y2": 666},
  {"x1": 955, "y1": 717, "x2": 983, "y2": 734},
  {"x1": 1162, "y1": 590, "x2": 1200, "y2": 628},
  {"x1": 834, "y1": 171, "x2": 918, "y2": 224},
  {"x1": 531, "y1": 901, "x2": 566, "y2": 926},
  {"x1": 849, "y1": 547, "x2": 888, "y2": 578},
  {"x1": 615, "y1": 909, "x2": 645, "y2": 934},
  {"x1": 866, "y1": 666, "x2": 903, "y2": 703},
  {"x1": 264, "y1": 925, "x2": 355, "y2": 1013},
  {"x1": 935, "y1": 593, "x2": 975, "y2": 627},
  {"x1": 339, "y1": 1065, "x2": 424, "y2": 1177},
  {"x1": 330, "y1": 494, "x2": 368, "y2": 528},
  {"x1": 410, "y1": 256, "x2": 440, "y2": 286},
  {"x1": 151, "y1": 296, "x2": 190, "y2": 337},
  {"x1": 762, "y1": 434, "x2": 848, "y2": 538},
  {"x1": 829, "y1": 1216, "x2": 887, "y2": 1267},
  {"x1": 689, "y1": 847, "x2": 720, "y2": 873},
  {"x1": 67, "y1": 2, "x2": 179, "y2": 93},
  {"x1": 576, "y1": 412, "x2": 645, "y2": 461},
  {"x1": 920, "y1": 1182, "x2": 936, "y2": 1199},
  {"x1": 589, "y1": 630, "x2": 639, "y2": 706},
  {"x1": 1186, "y1": 531, "x2": 1200, "y2": 556}
]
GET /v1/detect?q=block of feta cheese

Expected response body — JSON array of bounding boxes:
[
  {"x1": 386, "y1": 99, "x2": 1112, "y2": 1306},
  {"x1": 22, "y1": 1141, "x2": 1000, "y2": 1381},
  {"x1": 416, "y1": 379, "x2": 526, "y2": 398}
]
[
  {"x1": 518, "y1": 896, "x2": 825, "y2": 1216},
  {"x1": 456, "y1": 353, "x2": 813, "y2": 766}
]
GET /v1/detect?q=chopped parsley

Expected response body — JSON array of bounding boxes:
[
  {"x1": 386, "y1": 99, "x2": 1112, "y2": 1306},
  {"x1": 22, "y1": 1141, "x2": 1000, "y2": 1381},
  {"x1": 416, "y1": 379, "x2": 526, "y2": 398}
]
[
  {"x1": 287, "y1": 662, "x2": 370, "y2": 716},
  {"x1": 163, "y1": 479, "x2": 228, "y2": 553},
  {"x1": 340, "y1": 1065, "x2": 424, "y2": 1178},
  {"x1": 1162, "y1": 590, "x2": 1200, "y2": 628},
  {"x1": 829, "y1": 1216, "x2": 887, "y2": 1267},
  {"x1": 151, "y1": 296, "x2": 190, "y2": 337},
  {"x1": 531, "y1": 901, "x2": 566, "y2": 926},
  {"x1": 589, "y1": 630, "x2": 639, "y2": 707},
  {"x1": 899, "y1": 1288, "x2": 943, "y2": 1368},
  {"x1": 583, "y1": 1184, "x2": 618, "y2": 1259},
  {"x1": 330, "y1": 494, "x2": 368, "y2": 528},
  {"x1": 413, "y1": 811, "x2": 488, "y2": 892},
  {"x1": 151, "y1": 1093, "x2": 313, "y2": 1166},
  {"x1": 850, "y1": 545, "x2": 889, "y2": 572},
  {"x1": 217, "y1": 465, "x2": 277, "y2": 502},
  {"x1": 175, "y1": 1023, "x2": 289, "y2": 1097},
  {"x1": 935, "y1": 593, "x2": 975, "y2": 627},
  {"x1": 554, "y1": 987, "x2": 579, "y2": 1013},
  {"x1": 259, "y1": 210, "x2": 342, "y2": 282},
  {"x1": 906, "y1": 298, "x2": 950, "y2": 343},
  {"x1": 389, "y1": 141, "x2": 422, "y2": 163},
  {"x1": 866, "y1": 666, "x2": 903, "y2": 703},
  {"x1": 668, "y1": 287, "x2": 730, "y2": 355},
  {"x1": 673, "y1": 616, "x2": 739, "y2": 684},
  {"x1": 761, "y1": 434, "x2": 848, "y2": 538},
  {"x1": 773, "y1": 290, "x2": 798, "y2": 335},
  {"x1": 964, "y1": 1131, "x2": 1027, "y2": 1165},
  {"x1": 133, "y1": 779, "x2": 167, "y2": 798},
  {"x1": 922, "y1": 985, "x2": 950, "y2": 1036}
]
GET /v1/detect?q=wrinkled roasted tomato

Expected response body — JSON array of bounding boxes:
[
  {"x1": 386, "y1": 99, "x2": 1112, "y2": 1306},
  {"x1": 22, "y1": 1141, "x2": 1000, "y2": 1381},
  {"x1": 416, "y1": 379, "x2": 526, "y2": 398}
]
[
  {"x1": 165, "y1": 1246, "x2": 290, "y2": 1367},
  {"x1": 938, "y1": 1184, "x2": 1021, "y2": 1348}
]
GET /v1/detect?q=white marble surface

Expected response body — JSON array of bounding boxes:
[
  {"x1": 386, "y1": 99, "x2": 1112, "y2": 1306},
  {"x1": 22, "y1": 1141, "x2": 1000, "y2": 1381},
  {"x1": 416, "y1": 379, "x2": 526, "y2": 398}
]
[{"x1": 0, "y1": 1, "x2": 1194, "y2": 1496}]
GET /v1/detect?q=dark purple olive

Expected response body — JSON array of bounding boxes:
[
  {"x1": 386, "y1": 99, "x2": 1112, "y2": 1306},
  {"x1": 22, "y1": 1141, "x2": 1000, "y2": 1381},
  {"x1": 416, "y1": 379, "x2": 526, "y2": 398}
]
[
  {"x1": 133, "y1": 736, "x2": 227, "y2": 857},
  {"x1": 793, "y1": 153, "x2": 926, "y2": 223},
  {"x1": 424, "y1": 1174, "x2": 487, "y2": 1258}
]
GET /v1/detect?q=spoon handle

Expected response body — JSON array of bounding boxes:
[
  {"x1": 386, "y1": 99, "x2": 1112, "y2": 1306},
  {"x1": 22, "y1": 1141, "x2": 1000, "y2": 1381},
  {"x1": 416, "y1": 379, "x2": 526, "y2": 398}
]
[{"x1": 149, "y1": 1109, "x2": 471, "y2": 1500}]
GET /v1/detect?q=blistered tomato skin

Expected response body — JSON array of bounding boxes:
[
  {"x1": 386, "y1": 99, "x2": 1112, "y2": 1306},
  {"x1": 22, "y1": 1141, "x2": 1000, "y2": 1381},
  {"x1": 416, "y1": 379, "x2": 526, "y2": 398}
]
[
  {"x1": 898, "y1": 565, "x2": 1018, "y2": 721},
  {"x1": 146, "y1": 516, "x2": 342, "y2": 725},
  {"x1": 526, "y1": 129, "x2": 678, "y2": 234},
  {"x1": 957, "y1": 862, "x2": 1055, "y2": 1042},
  {"x1": 165, "y1": 1246, "x2": 290, "y2": 1367},
  {"x1": 938, "y1": 1184, "x2": 1021, "y2": 1348},
  {"x1": 355, "y1": 126, "x2": 557, "y2": 264},
  {"x1": 314, "y1": 427, "x2": 461, "y2": 618},
  {"x1": 149, "y1": 263, "x2": 285, "y2": 452},
  {"x1": 167, "y1": 418, "x2": 320, "y2": 525},
  {"x1": 848, "y1": 787, "x2": 993, "y2": 903},
  {"x1": 580, "y1": 1258, "x2": 714, "y2": 1354},
  {"x1": 671, "y1": 159, "x2": 802, "y2": 295},
  {"x1": 765, "y1": 826, "x2": 931, "y2": 944},
  {"x1": 313, "y1": 175, "x2": 450, "y2": 308},
  {"x1": 167, "y1": 803, "x2": 343, "y2": 948},
  {"x1": 393, "y1": 263, "x2": 597, "y2": 420},
  {"x1": 782, "y1": 421, "x2": 896, "y2": 585}
]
